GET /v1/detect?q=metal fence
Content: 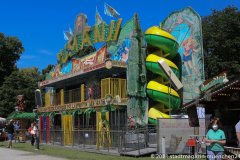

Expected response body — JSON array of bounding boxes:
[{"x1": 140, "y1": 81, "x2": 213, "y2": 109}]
[{"x1": 39, "y1": 126, "x2": 157, "y2": 156}]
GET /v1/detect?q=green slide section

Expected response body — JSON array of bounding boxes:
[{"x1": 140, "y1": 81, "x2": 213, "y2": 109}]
[
  {"x1": 145, "y1": 34, "x2": 179, "y2": 59},
  {"x1": 147, "y1": 81, "x2": 181, "y2": 110},
  {"x1": 146, "y1": 55, "x2": 180, "y2": 80}
]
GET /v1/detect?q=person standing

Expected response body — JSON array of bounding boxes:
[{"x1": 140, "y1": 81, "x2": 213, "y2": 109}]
[
  {"x1": 28, "y1": 123, "x2": 35, "y2": 146},
  {"x1": 6, "y1": 120, "x2": 15, "y2": 148},
  {"x1": 204, "y1": 117, "x2": 226, "y2": 160},
  {"x1": 14, "y1": 121, "x2": 20, "y2": 142},
  {"x1": 235, "y1": 118, "x2": 240, "y2": 147},
  {"x1": 33, "y1": 122, "x2": 39, "y2": 150}
]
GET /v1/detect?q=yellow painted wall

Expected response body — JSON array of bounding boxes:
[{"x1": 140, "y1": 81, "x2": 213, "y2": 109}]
[
  {"x1": 62, "y1": 115, "x2": 73, "y2": 145},
  {"x1": 101, "y1": 78, "x2": 127, "y2": 99},
  {"x1": 60, "y1": 89, "x2": 64, "y2": 105},
  {"x1": 45, "y1": 93, "x2": 50, "y2": 107},
  {"x1": 96, "y1": 111, "x2": 111, "y2": 149},
  {"x1": 81, "y1": 84, "x2": 85, "y2": 102}
]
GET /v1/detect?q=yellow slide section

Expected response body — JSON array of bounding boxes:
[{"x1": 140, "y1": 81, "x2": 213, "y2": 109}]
[{"x1": 148, "y1": 108, "x2": 170, "y2": 125}]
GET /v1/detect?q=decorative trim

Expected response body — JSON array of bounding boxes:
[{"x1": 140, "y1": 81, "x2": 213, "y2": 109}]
[
  {"x1": 38, "y1": 98, "x2": 127, "y2": 113},
  {"x1": 39, "y1": 61, "x2": 126, "y2": 87}
]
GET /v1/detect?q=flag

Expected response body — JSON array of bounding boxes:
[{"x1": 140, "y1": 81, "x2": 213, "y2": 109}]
[
  {"x1": 69, "y1": 27, "x2": 73, "y2": 36},
  {"x1": 95, "y1": 6, "x2": 103, "y2": 25},
  {"x1": 104, "y1": 2, "x2": 120, "y2": 18},
  {"x1": 63, "y1": 32, "x2": 69, "y2": 41},
  {"x1": 63, "y1": 30, "x2": 73, "y2": 41}
]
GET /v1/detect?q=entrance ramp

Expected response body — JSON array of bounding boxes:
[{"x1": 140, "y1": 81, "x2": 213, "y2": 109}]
[{"x1": 121, "y1": 147, "x2": 156, "y2": 157}]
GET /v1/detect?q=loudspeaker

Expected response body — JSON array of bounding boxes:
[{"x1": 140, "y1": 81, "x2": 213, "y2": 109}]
[
  {"x1": 35, "y1": 89, "x2": 43, "y2": 108},
  {"x1": 187, "y1": 106, "x2": 199, "y2": 127}
]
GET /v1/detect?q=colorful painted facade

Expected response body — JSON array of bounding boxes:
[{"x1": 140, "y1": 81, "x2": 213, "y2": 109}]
[
  {"x1": 38, "y1": 14, "x2": 148, "y2": 146},
  {"x1": 38, "y1": 7, "x2": 204, "y2": 147},
  {"x1": 162, "y1": 7, "x2": 205, "y2": 104}
]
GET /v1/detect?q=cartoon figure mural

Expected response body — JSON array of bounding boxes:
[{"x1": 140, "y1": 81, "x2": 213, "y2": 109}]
[
  {"x1": 162, "y1": 7, "x2": 204, "y2": 104},
  {"x1": 53, "y1": 65, "x2": 62, "y2": 78},
  {"x1": 182, "y1": 36, "x2": 199, "y2": 78}
]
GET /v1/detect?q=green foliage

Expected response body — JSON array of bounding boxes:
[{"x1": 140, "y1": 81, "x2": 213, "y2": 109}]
[
  {"x1": 0, "y1": 68, "x2": 41, "y2": 116},
  {"x1": 0, "y1": 33, "x2": 24, "y2": 85},
  {"x1": 202, "y1": 6, "x2": 240, "y2": 79},
  {"x1": 41, "y1": 64, "x2": 54, "y2": 75}
]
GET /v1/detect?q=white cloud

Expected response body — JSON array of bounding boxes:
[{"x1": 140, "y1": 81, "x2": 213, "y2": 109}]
[
  {"x1": 38, "y1": 49, "x2": 53, "y2": 55},
  {"x1": 21, "y1": 55, "x2": 38, "y2": 60}
]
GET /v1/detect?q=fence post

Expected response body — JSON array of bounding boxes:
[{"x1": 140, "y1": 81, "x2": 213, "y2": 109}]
[
  {"x1": 83, "y1": 131, "x2": 85, "y2": 149},
  {"x1": 61, "y1": 130, "x2": 63, "y2": 146},
  {"x1": 107, "y1": 131, "x2": 109, "y2": 152},
  {"x1": 138, "y1": 130, "x2": 140, "y2": 156},
  {"x1": 52, "y1": 130, "x2": 54, "y2": 145},
  {"x1": 162, "y1": 137, "x2": 166, "y2": 158},
  {"x1": 72, "y1": 130, "x2": 74, "y2": 148},
  {"x1": 78, "y1": 130, "x2": 80, "y2": 149},
  {"x1": 145, "y1": 128, "x2": 147, "y2": 148},
  {"x1": 119, "y1": 132, "x2": 122, "y2": 153},
  {"x1": 124, "y1": 131, "x2": 126, "y2": 153}
]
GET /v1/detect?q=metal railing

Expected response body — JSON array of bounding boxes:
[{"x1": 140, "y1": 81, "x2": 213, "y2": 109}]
[{"x1": 39, "y1": 125, "x2": 157, "y2": 155}]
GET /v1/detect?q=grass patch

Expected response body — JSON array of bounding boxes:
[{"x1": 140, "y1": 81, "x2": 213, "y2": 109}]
[{"x1": 0, "y1": 141, "x2": 205, "y2": 160}]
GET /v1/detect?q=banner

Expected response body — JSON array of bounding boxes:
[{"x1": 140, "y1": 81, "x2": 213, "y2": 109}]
[
  {"x1": 96, "y1": 6, "x2": 103, "y2": 25},
  {"x1": 104, "y1": 2, "x2": 120, "y2": 18}
]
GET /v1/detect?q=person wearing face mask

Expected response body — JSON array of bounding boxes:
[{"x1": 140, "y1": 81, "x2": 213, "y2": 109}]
[
  {"x1": 204, "y1": 117, "x2": 226, "y2": 160},
  {"x1": 235, "y1": 115, "x2": 240, "y2": 147}
]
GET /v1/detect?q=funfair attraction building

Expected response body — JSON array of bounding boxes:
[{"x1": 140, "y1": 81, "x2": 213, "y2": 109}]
[{"x1": 37, "y1": 7, "x2": 205, "y2": 149}]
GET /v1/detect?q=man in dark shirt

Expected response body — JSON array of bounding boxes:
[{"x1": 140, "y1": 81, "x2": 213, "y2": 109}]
[{"x1": 6, "y1": 120, "x2": 14, "y2": 148}]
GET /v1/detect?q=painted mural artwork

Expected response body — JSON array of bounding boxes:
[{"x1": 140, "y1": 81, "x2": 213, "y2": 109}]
[
  {"x1": 110, "y1": 38, "x2": 131, "y2": 63},
  {"x1": 57, "y1": 18, "x2": 122, "y2": 65},
  {"x1": 46, "y1": 45, "x2": 107, "y2": 80},
  {"x1": 162, "y1": 7, "x2": 205, "y2": 104},
  {"x1": 53, "y1": 65, "x2": 62, "y2": 78},
  {"x1": 108, "y1": 18, "x2": 134, "y2": 63},
  {"x1": 46, "y1": 17, "x2": 133, "y2": 81},
  {"x1": 61, "y1": 61, "x2": 72, "y2": 75},
  {"x1": 96, "y1": 45, "x2": 107, "y2": 64},
  {"x1": 72, "y1": 58, "x2": 83, "y2": 72}
]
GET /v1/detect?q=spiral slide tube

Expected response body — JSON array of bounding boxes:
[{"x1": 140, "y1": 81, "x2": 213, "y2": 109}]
[{"x1": 145, "y1": 26, "x2": 181, "y2": 124}]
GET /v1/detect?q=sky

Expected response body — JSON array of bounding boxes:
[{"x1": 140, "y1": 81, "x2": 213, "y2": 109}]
[{"x1": 0, "y1": 0, "x2": 239, "y2": 71}]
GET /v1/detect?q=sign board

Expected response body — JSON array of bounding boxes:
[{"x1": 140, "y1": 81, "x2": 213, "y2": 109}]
[
  {"x1": 200, "y1": 72, "x2": 228, "y2": 92},
  {"x1": 158, "y1": 59, "x2": 183, "y2": 90},
  {"x1": 58, "y1": 19, "x2": 122, "y2": 64}
]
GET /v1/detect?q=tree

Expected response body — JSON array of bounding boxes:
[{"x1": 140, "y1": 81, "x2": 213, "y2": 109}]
[
  {"x1": 0, "y1": 68, "x2": 41, "y2": 116},
  {"x1": 202, "y1": 6, "x2": 240, "y2": 79},
  {"x1": 0, "y1": 33, "x2": 24, "y2": 85},
  {"x1": 42, "y1": 64, "x2": 54, "y2": 75}
]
